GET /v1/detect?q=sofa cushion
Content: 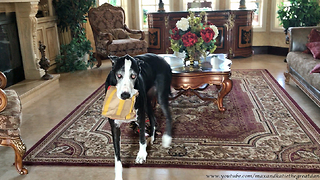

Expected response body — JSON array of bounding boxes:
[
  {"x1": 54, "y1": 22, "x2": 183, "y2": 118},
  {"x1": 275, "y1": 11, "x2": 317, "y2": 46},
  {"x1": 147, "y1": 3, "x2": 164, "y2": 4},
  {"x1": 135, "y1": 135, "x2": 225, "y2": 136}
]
[
  {"x1": 304, "y1": 29, "x2": 320, "y2": 54},
  {"x1": 0, "y1": 90, "x2": 21, "y2": 130},
  {"x1": 311, "y1": 63, "x2": 320, "y2": 73},
  {"x1": 306, "y1": 42, "x2": 320, "y2": 59},
  {"x1": 287, "y1": 52, "x2": 320, "y2": 90}
]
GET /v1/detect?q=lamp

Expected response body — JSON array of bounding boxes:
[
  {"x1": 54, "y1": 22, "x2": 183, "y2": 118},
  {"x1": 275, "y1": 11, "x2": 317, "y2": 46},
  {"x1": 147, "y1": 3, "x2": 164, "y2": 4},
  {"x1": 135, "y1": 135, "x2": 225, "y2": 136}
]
[
  {"x1": 158, "y1": 0, "x2": 165, "y2": 12},
  {"x1": 239, "y1": 0, "x2": 246, "y2": 9}
]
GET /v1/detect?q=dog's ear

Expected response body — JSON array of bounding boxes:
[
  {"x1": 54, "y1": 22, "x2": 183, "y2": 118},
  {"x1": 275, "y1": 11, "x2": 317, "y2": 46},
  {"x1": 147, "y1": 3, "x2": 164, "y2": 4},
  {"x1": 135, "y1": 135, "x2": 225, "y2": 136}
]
[
  {"x1": 132, "y1": 56, "x2": 144, "y2": 67},
  {"x1": 124, "y1": 54, "x2": 132, "y2": 59},
  {"x1": 135, "y1": 59, "x2": 144, "y2": 73},
  {"x1": 137, "y1": 59, "x2": 144, "y2": 66},
  {"x1": 108, "y1": 55, "x2": 118, "y2": 70}
]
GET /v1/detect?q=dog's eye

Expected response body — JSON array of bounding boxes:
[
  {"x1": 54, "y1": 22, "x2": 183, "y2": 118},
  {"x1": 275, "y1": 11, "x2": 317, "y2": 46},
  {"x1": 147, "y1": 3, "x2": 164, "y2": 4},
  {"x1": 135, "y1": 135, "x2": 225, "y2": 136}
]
[
  {"x1": 131, "y1": 74, "x2": 137, "y2": 79},
  {"x1": 117, "y1": 74, "x2": 122, "y2": 79}
]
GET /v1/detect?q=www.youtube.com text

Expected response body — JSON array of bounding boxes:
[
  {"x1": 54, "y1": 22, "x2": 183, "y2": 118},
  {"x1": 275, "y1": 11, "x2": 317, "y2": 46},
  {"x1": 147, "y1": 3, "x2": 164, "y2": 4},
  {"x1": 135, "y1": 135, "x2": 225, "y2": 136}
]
[{"x1": 206, "y1": 173, "x2": 320, "y2": 179}]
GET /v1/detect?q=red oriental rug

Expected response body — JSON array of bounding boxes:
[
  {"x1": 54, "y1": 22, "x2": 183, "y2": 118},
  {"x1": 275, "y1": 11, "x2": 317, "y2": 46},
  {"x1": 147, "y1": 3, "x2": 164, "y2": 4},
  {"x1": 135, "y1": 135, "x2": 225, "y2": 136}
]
[{"x1": 23, "y1": 69, "x2": 320, "y2": 172}]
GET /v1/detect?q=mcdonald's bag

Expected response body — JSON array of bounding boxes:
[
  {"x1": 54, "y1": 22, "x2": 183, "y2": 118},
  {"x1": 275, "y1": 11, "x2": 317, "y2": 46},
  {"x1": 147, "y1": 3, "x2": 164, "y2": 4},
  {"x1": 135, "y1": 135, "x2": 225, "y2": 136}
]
[{"x1": 101, "y1": 86, "x2": 138, "y2": 120}]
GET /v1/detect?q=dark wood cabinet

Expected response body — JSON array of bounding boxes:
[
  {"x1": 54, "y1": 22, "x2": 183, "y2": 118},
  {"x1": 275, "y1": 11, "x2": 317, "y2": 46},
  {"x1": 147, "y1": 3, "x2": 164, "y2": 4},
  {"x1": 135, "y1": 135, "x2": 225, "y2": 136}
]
[{"x1": 147, "y1": 10, "x2": 253, "y2": 58}]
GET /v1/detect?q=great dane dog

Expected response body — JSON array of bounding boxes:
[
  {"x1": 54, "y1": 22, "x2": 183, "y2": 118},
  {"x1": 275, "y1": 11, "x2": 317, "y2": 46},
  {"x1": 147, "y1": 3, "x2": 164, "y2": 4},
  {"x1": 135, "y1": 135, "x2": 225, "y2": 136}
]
[{"x1": 105, "y1": 53, "x2": 173, "y2": 180}]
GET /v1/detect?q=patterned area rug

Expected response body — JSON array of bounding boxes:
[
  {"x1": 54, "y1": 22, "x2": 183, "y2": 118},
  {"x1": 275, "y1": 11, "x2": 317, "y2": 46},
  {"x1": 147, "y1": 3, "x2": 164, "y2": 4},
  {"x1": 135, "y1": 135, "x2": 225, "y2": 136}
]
[{"x1": 23, "y1": 69, "x2": 320, "y2": 172}]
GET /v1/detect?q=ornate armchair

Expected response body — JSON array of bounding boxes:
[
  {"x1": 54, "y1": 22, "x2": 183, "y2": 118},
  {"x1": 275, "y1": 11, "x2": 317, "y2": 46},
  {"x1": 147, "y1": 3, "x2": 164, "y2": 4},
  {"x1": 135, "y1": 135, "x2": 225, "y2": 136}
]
[
  {"x1": 0, "y1": 71, "x2": 28, "y2": 175},
  {"x1": 187, "y1": 0, "x2": 212, "y2": 9},
  {"x1": 88, "y1": 3, "x2": 148, "y2": 67}
]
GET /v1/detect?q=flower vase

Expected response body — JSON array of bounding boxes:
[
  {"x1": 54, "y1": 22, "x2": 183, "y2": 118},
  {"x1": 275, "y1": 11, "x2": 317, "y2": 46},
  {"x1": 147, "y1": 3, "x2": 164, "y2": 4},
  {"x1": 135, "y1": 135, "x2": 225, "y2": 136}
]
[{"x1": 184, "y1": 51, "x2": 201, "y2": 67}]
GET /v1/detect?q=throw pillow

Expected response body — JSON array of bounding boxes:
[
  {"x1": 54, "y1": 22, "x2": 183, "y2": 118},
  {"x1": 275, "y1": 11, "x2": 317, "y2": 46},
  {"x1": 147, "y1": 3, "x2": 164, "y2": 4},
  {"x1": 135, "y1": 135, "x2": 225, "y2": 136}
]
[
  {"x1": 304, "y1": 28, "x2": 320, "y2": 54},
  {"x1": 306, "y1": 42, "x2": 320, "y2": 59},
  {"x1": 310, "y1": 63, "x2": 320, "y2": 73}
]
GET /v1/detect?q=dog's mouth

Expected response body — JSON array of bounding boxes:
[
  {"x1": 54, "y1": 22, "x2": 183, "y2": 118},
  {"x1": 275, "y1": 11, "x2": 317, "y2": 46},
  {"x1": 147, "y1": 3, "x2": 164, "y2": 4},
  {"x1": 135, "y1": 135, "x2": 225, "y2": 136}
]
[{"x1": 117, "y1": 89, "x2": 139, "y2": 100}]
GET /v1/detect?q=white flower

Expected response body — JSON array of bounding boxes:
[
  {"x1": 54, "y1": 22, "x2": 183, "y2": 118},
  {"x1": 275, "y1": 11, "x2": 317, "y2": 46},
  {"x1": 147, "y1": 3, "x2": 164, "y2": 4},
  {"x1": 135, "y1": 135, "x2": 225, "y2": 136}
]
[
  {"x1": 210, "y1": 25, "x2": 219, "y2": 39},
  {"x1": 176, "y1": 18, "x2": 189, "y2": 31}
]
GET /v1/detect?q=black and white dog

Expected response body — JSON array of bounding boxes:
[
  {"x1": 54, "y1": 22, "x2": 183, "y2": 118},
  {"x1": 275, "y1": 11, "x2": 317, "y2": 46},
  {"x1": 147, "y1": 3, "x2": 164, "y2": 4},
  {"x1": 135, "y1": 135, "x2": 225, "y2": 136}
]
[{"x1": 105, "y1": 53, "x2": 173, "y2": 180}]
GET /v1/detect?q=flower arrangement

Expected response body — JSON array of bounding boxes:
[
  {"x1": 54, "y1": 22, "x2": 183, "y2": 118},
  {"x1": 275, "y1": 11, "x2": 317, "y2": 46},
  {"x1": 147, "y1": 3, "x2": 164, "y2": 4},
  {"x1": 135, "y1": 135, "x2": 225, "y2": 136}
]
[{"x1": 169, "y1": 11, "x2": 219, "y2": 65}]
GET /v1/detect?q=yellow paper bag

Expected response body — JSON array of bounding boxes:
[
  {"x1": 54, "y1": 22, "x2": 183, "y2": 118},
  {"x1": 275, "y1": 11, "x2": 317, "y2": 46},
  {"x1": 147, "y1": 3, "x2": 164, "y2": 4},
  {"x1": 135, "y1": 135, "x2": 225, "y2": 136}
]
[{"x1": 101, "y1": 86, "x2": 138, "y2": 120}]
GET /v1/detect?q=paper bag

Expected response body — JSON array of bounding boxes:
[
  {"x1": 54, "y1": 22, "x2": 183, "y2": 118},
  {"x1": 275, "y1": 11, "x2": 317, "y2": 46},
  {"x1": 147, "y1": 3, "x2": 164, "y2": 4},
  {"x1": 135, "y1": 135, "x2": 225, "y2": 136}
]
[{"x1": 101, "y1": 86, "x2": 138, "y2": 120}]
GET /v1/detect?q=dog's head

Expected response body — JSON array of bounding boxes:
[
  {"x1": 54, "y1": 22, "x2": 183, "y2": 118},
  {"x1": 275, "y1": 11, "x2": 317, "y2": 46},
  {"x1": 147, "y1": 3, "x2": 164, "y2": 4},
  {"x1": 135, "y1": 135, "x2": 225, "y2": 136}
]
[{"x1": 108, "y1": 55, "x2": 143, "y2": 100}]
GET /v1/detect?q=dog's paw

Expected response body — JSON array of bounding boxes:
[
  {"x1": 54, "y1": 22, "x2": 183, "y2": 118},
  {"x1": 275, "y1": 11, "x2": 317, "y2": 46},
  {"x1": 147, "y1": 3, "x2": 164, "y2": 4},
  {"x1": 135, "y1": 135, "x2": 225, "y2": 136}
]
[
  {"x1": 135, "y1": 143, "x2": 147, "y2": 164},
  {"x1": 162, "y1": 134, "x2": 172, "y2": 148},
  {"x1": 149, "y1": 135, "x2": 155, "y2": 145},
  {"x1": 115, "y1": 176, "x2": 123, "y2": 180},
  {"x1": 135, "y1": 150, "x2": 147, "y2": 164}
]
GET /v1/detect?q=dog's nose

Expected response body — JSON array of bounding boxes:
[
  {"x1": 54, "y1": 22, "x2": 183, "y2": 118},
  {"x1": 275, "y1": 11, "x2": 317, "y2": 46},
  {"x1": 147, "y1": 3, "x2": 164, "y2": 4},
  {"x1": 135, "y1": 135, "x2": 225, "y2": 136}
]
[{"x1": 121, "y1": 92, "x2": 131, "y2": 100}]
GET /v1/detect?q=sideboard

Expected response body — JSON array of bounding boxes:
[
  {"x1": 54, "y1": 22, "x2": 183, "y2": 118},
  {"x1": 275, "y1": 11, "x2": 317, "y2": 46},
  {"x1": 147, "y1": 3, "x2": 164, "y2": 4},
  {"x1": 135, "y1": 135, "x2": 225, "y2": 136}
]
[{"x1": 147, "y1": 10, "x2": 254, "y2": 58}]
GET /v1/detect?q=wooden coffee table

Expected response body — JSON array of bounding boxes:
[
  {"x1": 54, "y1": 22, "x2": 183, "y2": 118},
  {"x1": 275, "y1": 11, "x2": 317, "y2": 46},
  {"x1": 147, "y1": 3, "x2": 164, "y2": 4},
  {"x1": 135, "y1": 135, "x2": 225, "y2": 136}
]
[{"x1": 159, "y1": 54, "x2": 232, "y2": 112}]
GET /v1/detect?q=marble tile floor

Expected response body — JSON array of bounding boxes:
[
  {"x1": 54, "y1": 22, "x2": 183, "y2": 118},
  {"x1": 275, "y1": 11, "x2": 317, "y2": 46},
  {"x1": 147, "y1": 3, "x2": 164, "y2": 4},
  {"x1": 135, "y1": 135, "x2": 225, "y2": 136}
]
[{"x1": 1, "y1": 54, "x2": 320, "y2": 180}]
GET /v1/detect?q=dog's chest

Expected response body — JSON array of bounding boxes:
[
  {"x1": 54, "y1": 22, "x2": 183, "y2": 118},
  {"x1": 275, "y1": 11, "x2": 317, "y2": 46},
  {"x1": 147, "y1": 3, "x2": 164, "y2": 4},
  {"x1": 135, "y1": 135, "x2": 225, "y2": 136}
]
[{"x1": 114, "y1": 109, "x2": 138, "y2": 126}]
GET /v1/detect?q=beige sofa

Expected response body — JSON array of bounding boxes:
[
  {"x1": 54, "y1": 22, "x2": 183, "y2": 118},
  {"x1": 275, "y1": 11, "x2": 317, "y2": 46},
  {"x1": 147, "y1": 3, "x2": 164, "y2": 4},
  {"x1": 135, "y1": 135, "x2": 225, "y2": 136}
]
[{"x1": 284, "y1": 26, "x2": 320, "y2": 107}]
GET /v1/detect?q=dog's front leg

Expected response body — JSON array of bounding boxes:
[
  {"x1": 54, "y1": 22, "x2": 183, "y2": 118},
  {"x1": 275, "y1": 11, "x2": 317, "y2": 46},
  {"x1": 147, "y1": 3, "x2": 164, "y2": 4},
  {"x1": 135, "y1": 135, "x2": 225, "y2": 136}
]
[
  {"x1": 109, "y1": 119, "x2": 123, "y2": 180},
  {"x1": 135, "y1": 111, "x2": 148, "y2": 164}
]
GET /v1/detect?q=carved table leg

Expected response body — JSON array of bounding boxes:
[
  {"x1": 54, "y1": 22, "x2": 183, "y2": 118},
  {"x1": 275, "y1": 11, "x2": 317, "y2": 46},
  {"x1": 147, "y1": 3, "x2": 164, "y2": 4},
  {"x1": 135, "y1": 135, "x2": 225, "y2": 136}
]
[
  {"x1": 0, "y1": 137, "x2": 28, "y2": 175},
  {"x1": 217, "y1": 78, "x2": 233, "y2": 112}
]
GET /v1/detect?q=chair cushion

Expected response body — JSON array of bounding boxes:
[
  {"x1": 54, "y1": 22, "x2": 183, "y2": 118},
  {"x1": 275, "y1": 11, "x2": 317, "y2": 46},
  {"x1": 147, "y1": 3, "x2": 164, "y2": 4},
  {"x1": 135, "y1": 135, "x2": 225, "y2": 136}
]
[
  {"x1": 102, "y1": 28, "x2": 129, "y2": 39},
  {"x1": 0, "y1": 129, "x2": 20, "y2": 138},
  {"x1": 96, "y1": 38, "x2": 148, "y2": 57},
  {"x1": 0, "y1": 90, "x2": 22, "y2": 130}
]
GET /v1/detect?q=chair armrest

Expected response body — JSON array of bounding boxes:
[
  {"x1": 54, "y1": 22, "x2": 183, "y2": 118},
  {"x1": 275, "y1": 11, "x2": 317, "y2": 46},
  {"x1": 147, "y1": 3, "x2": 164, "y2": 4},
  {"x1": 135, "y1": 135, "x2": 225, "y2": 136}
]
[
  {"x1": 0, "y1": 89, "x2": 7, "y2": 112},
  {"x1": 98, "y1": 31, "x2": 114, "y2": 45},
  {"x1": 91, "y1": 26, "x2": 114, "y2": 45},
  {"x1": 0, "y1": 71, "x2": 7, "y2": 89},
  {"x1": 124, "y1": 24, "x2": 145, "y2": 40}
]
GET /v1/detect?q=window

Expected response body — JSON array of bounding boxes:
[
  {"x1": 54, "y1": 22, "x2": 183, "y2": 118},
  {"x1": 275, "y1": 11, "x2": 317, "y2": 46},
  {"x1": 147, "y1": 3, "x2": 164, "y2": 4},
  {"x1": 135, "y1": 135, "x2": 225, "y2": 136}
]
[
  {"x1": 271, "y1": 0, "x2": 290, "y2": 32},
  {"x1": 139, "y1": 0, "x2": 219, "y2": 30},
  {"x1": 140, "y1": 0, "x2": 170, "y2": 29},
  {"x1": 228, "y1": 0, "x2": 266, "y2": 32},
  {"x1": 182, "y1": 0, "x2": 218, "y2": 11},
  {"x1": 99, "y1": 0, "x2": 121, "y2": 6}
]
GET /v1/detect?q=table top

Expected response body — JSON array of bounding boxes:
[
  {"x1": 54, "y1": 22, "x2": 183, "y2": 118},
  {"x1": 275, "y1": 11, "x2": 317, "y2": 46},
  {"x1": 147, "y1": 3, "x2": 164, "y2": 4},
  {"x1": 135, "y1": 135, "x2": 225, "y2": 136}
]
[{"x1": 158, "y1": 54, "x2": 232, "y2": 74}]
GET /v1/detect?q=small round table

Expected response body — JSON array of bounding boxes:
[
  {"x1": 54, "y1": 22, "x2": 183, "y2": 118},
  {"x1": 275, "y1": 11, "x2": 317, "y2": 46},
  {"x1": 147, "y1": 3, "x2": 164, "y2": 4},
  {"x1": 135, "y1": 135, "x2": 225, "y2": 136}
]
[{"x1": 159, "y1": 54, "x2": 233, "y2": 112}]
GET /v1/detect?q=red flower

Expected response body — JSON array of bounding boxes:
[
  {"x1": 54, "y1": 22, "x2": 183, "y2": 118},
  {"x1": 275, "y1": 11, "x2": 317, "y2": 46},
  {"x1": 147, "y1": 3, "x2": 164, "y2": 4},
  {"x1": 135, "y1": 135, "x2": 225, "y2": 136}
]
[
  {"x1": 182, "y1": 32, "x2": 198, "y2": 47},
  {"x1": 205, "y1": 22, "x2": 213, "y2": 26},
  {"x1": 170, "y1": 27, "x2": 181, "y2": 40},
  {"x1": 200, "y1": 27, "x2": 214, "y2": 43}
]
